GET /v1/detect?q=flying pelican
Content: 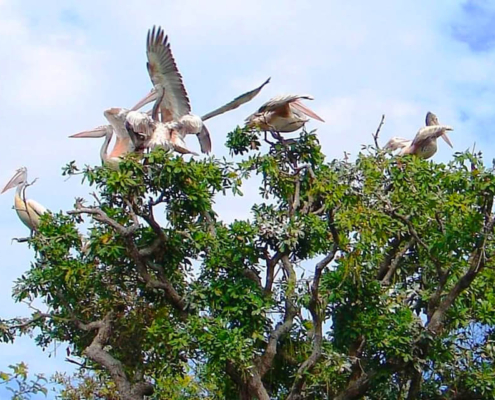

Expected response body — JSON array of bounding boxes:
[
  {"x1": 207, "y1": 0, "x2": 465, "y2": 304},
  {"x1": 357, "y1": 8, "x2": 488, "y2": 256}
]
[
  {"x1": 131, "y1": 26, "x2": 270, "y2": 154},
  {"x1": 69, "y1": 108, "x2": 140, "y2": 167},
  {"x1": 245, "y1": 94, "x2": 325, "y2": 133},
  {"x1": 384, "y1": 112, "x2": 453, "y2": 159},
  {"x1": 2, "y1": 167, "x2": 47, "y2": 233}
]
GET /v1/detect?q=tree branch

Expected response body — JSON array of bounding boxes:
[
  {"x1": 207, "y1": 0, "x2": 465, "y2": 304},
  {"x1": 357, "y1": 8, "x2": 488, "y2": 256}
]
[
  {"x1": 75, "y1": 313, "x2": 153, "y2": 400},
  {"x1": 258, "y1": 254, "x2": 298, "y2": 377},
  {"x1": 372, "y1": 114, "x2": 385, "y2": 149}
]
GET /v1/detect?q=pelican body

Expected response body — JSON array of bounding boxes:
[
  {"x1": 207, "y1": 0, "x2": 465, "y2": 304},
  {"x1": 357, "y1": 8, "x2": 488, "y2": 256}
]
[
  {"x1": 245, "y1": 94, "x2": 325, "y2": 132},
  {"x1": 2, "y1": 167, "x2": 47, "y2": 232},
  {"x1": 384, "y1": 112, "x2": 454, "y2": 160},
  {"x1": 131, "y1": 26, "x2": 270, "y2": 154}
]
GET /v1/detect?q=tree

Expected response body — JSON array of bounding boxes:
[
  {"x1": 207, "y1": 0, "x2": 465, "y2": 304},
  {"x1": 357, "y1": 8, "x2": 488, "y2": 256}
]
[{"x1": 2, "y1": 122, "x2": 495, "y2": 399}]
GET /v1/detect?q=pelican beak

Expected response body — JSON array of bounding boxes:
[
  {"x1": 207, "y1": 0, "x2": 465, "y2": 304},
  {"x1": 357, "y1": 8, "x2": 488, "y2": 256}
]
[
  {"x1": 2, "y1": 168, "x2": 27, "y2": 194},
  {"x1": 131, "y1": 89, "x2": 158, "y2": 111},
  {"x1": 69, "y1": 126, "x2": 109, "y2": 138},
  {"x1": 441, "y1": 132, "x2": 453, "y2": 148}
]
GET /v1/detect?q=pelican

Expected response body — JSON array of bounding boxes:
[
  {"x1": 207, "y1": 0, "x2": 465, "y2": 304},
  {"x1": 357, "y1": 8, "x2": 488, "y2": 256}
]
[
  {"x1": 2, "y1": 167, "x2": 47, "y2": 233},
  {"x1": 69, "y1": 108, "x2": 140, "y2": 167},
  {"x1": 384, "y1": 112, "x2": 453, "y2": 159},
  {"x1": 245, "y1": 94, "x2": 325, "y2": 133},
  {"x1": 131, "y1": 26, "x2": 270, "y2": 154}
]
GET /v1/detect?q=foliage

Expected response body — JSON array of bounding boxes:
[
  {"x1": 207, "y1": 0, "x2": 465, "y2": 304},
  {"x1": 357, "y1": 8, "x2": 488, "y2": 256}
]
[
  {"x1": 2, "y1": 126, "x2": 495, "y2": 399},
  {"x1": 0, "y1": 363, "x2": 47, "y2": 399}
]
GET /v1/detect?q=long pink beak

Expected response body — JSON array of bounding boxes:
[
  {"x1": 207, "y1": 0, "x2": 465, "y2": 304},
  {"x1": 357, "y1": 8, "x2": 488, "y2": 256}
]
[
  {"x1": 291, "y1": 100, "x2": 325, "y2": 122},
  {"x1": 69, "y1": 126, "x2": 109, "y2": 138},
  {"x1": 441, "y1": 132, "x2": 453, "y2": 148},
  {"x1": 131, "y1": 89, "x2": 158, "y2": 111}
]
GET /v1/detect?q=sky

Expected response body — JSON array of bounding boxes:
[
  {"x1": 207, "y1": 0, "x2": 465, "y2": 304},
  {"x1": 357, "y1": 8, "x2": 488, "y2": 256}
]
[{"x1": 1, "y1": 0, "x2": 495, "y2": 397}]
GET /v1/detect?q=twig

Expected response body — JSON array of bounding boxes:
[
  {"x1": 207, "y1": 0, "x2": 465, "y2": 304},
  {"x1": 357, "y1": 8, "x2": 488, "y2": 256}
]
[{"x1": 372, "y1": 114, "x2": 386, "y2": 149}]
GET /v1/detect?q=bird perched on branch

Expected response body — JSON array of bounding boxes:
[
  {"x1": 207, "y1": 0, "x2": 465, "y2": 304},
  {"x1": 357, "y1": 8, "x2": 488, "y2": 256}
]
[
  {"x1": 245, "y1": 94, "x2": 325, "y2": 133},
  {"x1": 2, "y1": 167, "x2": 47, "y2": 233},
  {"x1": 384, "y1": 112, "x2": 453, "y2": 159}
]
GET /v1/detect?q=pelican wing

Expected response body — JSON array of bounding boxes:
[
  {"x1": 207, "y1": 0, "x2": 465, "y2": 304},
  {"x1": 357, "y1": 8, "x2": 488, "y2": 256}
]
[
  {"x1": 412, "y1": 125, "x2": 453, "y2": 147},
  {"x1": 171, "y1": 132, "x2": 199, "y2": 156},
  {"x1": 197, "y1": 125, "x2": 212, "y2": 153},
  {"x1": 146, "y1": 26, "x2": 191, "y2": 122},
  {"x1": 384, "y1": 137, "x2": 412, "y2": 151},
  {"x1": 27, "y1": 199, "x2": 47, "y2": 216},
  {"x1": 257, "y1": 94, "x2": 314, "y2": 113},
  {"x1": 201, "y1": 77, "x2": 271, "y2": 121}
]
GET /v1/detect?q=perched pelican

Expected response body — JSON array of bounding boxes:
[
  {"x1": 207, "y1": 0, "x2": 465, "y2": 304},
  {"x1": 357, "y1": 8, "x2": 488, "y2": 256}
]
[
  {"x1": 131, "y1": 26, "x2": 270, "y2": 154},
  {"x1": 245, "y1": 94, "x2": 325, "y2": 133},
  {"x1": 2, "y1": 167, "x2": 47, "y2": 233},
  {"x1": 384, "y1": 112, "x2": 453, "y2": 159},
  {"x1": 69, "y1": 108, "x2": 139, "y2": 167}
]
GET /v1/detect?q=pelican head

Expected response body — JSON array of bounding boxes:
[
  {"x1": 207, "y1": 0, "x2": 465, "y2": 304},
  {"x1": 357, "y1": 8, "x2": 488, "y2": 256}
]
[
  {"x1": 2, "y1": 167, "x2": 28, "y2": 194},
  {"x1": 425, "y1": 111, "x2": 453, "y2": 148},
  {"x1": 425, "y1": 111, "x2": 439, "y2": 126}
]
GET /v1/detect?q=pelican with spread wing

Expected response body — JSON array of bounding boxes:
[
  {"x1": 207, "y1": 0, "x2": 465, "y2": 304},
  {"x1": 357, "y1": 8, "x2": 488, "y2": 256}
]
[
  {"x1": 2, "y1": 167, "x2": 47, "y2": 233},
  {"x1": 245, "y1": 94, "x2": 325, "y2": 133},
  {"x1": 131, "y1": 26, "x2": 270, "y2": 154},
  {"x1": 384, "y1": 112, "x2": 453, "y2": 159}
]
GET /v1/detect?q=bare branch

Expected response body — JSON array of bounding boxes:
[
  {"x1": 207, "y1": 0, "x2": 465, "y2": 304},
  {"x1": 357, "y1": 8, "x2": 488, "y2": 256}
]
[{"x1": 372, "y1": 114, "x2": 385, "y2": 149}]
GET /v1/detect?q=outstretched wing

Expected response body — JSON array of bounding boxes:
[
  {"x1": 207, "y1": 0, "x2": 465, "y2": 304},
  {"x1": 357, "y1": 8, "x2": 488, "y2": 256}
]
[
  {"x1": 146, "y1": 26, "x2": 191, "y2": 122},
  {"x1": 201, "y1": 77, "x2": 271, "y2": 121},
  {"x1": 257, "y1": 94, "x2": 313, "y2": 113},
  {"x1": 412, "y1": 125, "x2": 453, "y2": 147}
]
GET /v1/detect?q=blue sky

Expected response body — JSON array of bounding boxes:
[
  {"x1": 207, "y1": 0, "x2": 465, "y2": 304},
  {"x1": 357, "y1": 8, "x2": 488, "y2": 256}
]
[{"x1": 1, "y1": 0, "x2": 495, "y2": 397}]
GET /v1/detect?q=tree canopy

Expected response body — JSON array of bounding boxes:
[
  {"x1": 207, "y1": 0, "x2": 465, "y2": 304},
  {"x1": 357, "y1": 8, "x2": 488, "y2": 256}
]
[{"x1": 2, "y1": 124, "x2": 495, "y2": 399}]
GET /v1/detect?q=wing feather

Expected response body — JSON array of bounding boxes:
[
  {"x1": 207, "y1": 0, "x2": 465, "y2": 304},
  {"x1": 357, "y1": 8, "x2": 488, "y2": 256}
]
[
  {"x1": 201, "y1": 77, "x2": 271, "y2": 121},
  {"x1": 27, "y1": 199, "x2": 47, "y2": 216},
  {"x1": 412, "y1": 125, "x2": 453, "y2": 146},
  {"x1": 146, "y1": 26, "x2": 191, "y2": 121},
  {"x1": 257, "y1": 94, "x2": 314, "y2": 113}
]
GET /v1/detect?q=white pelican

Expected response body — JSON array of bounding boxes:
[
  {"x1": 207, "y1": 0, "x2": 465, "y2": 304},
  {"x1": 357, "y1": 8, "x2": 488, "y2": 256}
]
[
  {"x1": 2, "y1": 167, "x2": 47, "y2": 233},
  {"x1": 131, "y1": 26, "x2": 270, "y2": 154},
  {"x1": 384, "y1": 112, "x2": 453, "y2": 159},
  {"x1": 69, "y1": 108, "x2": 140, "y2": 167},
  {"x1": 245, "y1": 94, "x2": 325, "y2": 133}
]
